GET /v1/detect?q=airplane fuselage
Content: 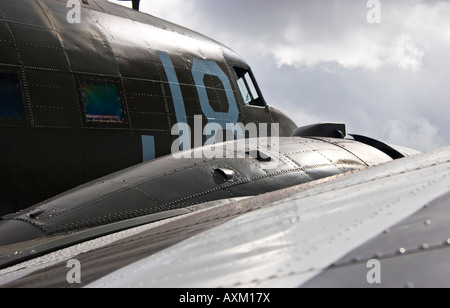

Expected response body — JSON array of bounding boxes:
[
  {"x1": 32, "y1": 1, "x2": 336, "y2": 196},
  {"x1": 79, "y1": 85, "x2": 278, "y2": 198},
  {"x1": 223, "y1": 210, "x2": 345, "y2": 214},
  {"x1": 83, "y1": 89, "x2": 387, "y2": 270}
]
[{"x1": 0, "y1": 0, "x2": 296, "y2": 215}]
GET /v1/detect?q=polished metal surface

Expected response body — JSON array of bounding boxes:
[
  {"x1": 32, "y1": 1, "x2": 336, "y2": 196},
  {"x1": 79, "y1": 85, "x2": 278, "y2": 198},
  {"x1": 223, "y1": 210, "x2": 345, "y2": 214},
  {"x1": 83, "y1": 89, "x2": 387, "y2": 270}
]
[
  {"x1": 1, "y1": 147, "x2": 448, "y2": 288},
  {"x1": 0, "y1": 137, "x2": 391, "y2": 250},
  {"x1": 2, "y1": 0, "x2": 445, "y2": 289}
]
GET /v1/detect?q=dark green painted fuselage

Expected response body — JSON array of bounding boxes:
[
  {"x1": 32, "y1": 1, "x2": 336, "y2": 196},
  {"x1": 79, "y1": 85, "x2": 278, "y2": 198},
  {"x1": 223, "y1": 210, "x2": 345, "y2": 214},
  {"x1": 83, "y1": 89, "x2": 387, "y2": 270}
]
[{"x1": 0, "y1": 0, "x2": 296, "y2": 215}]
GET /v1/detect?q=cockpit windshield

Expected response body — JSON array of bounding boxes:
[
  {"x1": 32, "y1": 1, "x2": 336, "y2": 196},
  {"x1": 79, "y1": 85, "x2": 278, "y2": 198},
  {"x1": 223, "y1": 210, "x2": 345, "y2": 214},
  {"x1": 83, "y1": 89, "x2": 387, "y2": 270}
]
[{"x1": 234, "y1": 67, "x2": 265, "y2": 107}]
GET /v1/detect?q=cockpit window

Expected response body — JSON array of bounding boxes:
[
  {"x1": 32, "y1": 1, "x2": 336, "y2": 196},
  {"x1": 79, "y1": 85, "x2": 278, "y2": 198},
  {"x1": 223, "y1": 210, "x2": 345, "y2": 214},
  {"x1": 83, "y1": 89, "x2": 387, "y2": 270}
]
[
  {"x1": 79, "y1": 81, "x2": 125, "y2": 123},
  {"x1": 0, "y1": 73, "x2": 25, "y2": 118},
  {"x1": 234, "y1": 67, "x2": 265, "y2": 107}
]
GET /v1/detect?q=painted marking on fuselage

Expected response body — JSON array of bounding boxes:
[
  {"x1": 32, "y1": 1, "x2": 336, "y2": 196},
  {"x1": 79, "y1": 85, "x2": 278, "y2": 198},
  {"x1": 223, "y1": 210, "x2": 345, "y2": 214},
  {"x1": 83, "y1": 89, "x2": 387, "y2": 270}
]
[
  {"x1": 191, "y1": 58, "x2": 239, "y2": 139},
  {"x1": 157, "y1": 51, "x2": 188, "y2": 125},
  {"x1": 142, "y1": 51, "x2": 242, "y2": 161},
  {"x1": 141, "y1": 135, "x2": 155, "y2": 162}
]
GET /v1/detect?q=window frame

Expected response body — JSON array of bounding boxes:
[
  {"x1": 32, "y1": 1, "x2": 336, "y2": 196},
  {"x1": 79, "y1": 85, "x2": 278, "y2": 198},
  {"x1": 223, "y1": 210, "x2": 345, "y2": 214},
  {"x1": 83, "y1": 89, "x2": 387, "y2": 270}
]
[
  {"x1": 0, "y1": 68, "x2": 28, "y2": 127},
  {"x1": 0, "y1": 71, "x2": 26, "y2": 119},
  {"x1": 233, "y1": 66, "x2": 266, "y2": 108},
  {"x1": 76, "y1": 77, "x2": 128, "y2": 128}
]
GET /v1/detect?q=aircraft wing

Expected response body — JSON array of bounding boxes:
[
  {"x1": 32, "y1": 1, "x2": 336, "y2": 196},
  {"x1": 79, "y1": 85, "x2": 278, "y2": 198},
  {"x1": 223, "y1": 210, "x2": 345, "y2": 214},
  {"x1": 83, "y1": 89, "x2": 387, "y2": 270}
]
[{"x1": 1, "y1": 146, "x2": 450, "y2": 288}]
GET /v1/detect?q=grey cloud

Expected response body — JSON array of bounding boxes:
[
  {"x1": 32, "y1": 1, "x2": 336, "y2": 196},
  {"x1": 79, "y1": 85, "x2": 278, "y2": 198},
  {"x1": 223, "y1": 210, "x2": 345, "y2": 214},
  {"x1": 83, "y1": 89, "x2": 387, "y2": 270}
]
[{"x1": 110, "y1": 0, "x2": 450, "y2": 151}]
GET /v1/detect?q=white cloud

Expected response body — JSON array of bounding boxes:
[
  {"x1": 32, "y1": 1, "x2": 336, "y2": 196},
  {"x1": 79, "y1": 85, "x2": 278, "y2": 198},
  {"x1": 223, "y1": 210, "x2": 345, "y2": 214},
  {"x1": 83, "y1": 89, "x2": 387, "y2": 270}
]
[
  {"x1": 256, "y1": 1, "x2": 447, "y2": 73},
  {"x1": 383, "y1": 117, "x2": 445, "y2": 152},
  {"x1": 392, "y1": 34, "x2": 424, "y2": 73}
]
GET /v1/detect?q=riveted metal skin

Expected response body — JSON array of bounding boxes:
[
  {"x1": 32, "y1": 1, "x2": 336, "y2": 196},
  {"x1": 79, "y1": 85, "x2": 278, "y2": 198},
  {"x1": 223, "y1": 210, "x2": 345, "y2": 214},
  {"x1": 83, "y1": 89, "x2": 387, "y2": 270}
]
[
  {"x1": 302, "y1": 191, "x2": 450, "y2": 288},
  {"x1": 81, "y1": 147, "x2": 449, "y2": 288},
  {"x1": 1, "y1": 146, "x2": 447, "y2": 288},
  {"x1": 0, "y1": 0, "x2": 297, "y2": 216},
  {"x1": 1, "y1": 0, "x2": 435, "y2": 288},
  {"x1": 0, "y1": 137, "x2": 392, "y2": 248}
]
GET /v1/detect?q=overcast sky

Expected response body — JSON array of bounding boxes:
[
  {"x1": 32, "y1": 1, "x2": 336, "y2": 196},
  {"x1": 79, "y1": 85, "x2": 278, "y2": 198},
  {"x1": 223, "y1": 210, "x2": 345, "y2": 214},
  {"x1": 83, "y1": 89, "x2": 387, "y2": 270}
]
[{"x1": 110, "y1": 0, "x2": 450, "y2": 151}]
